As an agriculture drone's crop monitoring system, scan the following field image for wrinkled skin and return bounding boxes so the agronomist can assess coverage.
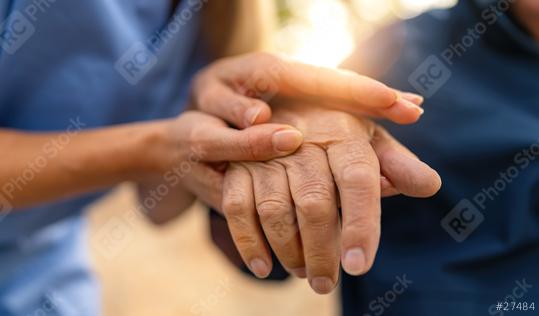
[221,101,441,294]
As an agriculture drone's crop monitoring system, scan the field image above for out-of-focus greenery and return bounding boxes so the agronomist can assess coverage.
[276,0,294,26]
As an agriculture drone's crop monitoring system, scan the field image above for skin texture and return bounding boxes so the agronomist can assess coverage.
[220,102,441,294]
[0,111,302,210]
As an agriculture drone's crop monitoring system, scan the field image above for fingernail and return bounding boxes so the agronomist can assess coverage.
[343,247,366,275]
[401,92,424,105]
[245,107,262,126]
[272,129,303,153]
[396,98,424,116]
[291,267,307,278]
[310,277,335,294]
[249,258,270,278]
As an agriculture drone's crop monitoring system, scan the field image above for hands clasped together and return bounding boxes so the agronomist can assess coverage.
[145,52,441,294]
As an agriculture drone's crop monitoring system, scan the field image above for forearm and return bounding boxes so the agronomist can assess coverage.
[0,121,166,209]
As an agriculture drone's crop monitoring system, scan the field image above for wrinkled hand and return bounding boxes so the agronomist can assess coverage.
[220,102,441,294]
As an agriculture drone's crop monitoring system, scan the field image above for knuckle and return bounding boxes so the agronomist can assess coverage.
[295,181,334,207]
[222,193,249,218]
[277,144,324,167]
[257,195,297,241]
[305,252,338,273]
[294,143,321,158]
[340,164,379,188]
[250,160,283,174]
[296,192,332,213]
[343,213,381,236]
[297,206,331,227]
[294,185,334,225]
[256,196,292,222]
[233,232,259,250]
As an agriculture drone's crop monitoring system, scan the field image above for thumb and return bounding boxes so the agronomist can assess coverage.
[193,80,273,129]
[371,126,441,197]
[197,122,303,162]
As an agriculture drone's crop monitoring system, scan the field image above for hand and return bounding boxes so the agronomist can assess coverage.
[137,110,304,222]
[219,102,441,294]
[191,52,425,128]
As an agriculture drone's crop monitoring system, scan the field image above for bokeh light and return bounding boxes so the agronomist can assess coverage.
[276,0,354,67]
[276,0,458,67]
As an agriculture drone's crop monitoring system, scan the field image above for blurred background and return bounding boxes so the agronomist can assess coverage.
[88,1,457,315]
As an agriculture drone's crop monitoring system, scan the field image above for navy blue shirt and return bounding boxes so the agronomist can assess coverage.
[341,1,539,315]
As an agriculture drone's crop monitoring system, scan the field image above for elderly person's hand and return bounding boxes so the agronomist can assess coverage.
[220,101,441,294]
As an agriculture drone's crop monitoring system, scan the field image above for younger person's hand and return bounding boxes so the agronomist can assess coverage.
[137,110,304,222]
[191,52,425,129]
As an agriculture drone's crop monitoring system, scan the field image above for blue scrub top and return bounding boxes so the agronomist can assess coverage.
[0,0,205,314]
[341,1,539,315]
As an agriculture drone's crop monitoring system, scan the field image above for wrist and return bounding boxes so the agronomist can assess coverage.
[131,119,180,176]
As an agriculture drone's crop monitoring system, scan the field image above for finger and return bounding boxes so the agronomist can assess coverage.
[216,53,424,124]
[193,113,304,161]
[194,80,272,128]
[399,91,424,105]
[222,163,273,278]
[371,96,424,124]
[371,126,442,197]
[283,145,340,294]
[182,162,224,211]
[314,94,423,125]
[246,161,306,278]
[380,175,400,197]
[326,136,381,276]
[209,209,246,269]
[243,54,399,109]
[276,59,425,122]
